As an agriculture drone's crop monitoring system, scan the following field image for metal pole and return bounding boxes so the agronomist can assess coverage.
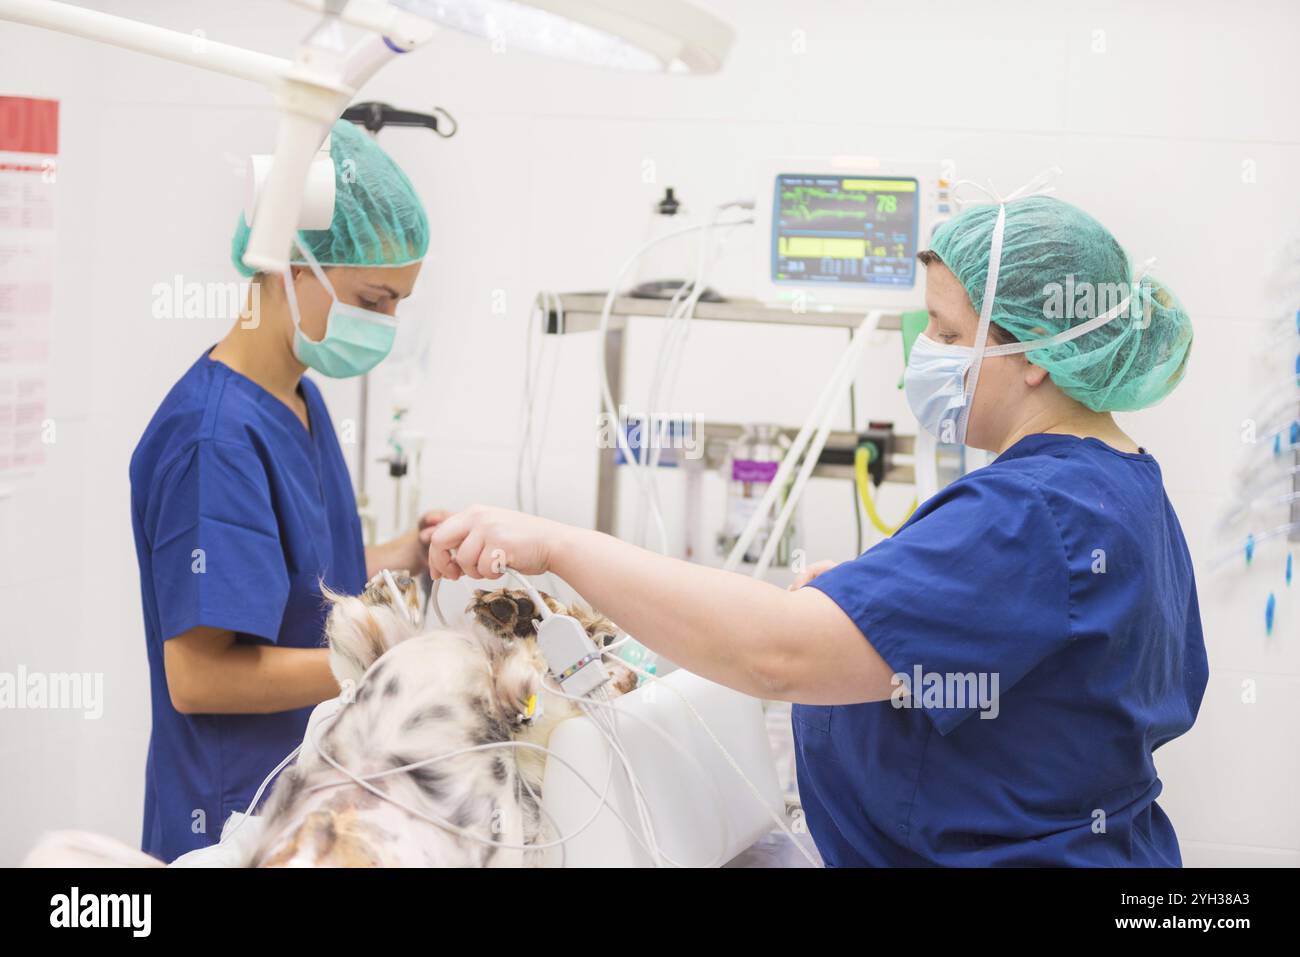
[595,327,625,534]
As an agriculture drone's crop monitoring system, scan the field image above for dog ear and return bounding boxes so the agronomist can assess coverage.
[320,582,418,687]
[565,601,621,647]
[361,571,424,627]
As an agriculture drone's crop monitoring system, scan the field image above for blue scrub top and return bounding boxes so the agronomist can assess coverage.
[795,434,1208,867]
[129,349,366,862]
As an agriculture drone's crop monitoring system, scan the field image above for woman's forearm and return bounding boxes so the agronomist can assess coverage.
[548,526,830,699]
[426,505,895,703]
[365,539,405,579]
[164,628,339,714]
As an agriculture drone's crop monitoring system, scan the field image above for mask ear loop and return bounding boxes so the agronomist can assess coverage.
[293,237,341,300]
[281,236,341,347]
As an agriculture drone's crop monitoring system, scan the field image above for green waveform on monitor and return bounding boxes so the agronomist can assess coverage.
[781,186,869,205]
[781,205,871,222]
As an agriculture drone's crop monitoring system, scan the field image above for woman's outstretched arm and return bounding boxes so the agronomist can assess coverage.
[427,505,895,705]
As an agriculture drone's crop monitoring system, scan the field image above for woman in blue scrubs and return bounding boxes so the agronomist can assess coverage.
[425,196,1208,867]
[129,120,439,862]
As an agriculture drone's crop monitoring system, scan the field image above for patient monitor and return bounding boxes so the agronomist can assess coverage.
[754,157,952,311]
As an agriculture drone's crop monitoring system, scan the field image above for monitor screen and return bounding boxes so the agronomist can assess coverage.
[771,173,920,288]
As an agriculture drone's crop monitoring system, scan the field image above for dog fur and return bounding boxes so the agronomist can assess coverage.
[23,572,633,868]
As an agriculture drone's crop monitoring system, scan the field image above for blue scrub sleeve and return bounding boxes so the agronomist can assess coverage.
[147,439,291,643]
[808,468,1071,734]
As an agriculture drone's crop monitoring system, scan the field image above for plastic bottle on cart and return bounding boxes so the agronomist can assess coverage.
[629,187,698,298]
[718,424,796,566]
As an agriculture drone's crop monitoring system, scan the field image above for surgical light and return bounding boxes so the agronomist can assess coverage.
[0,0,734,274]
[386,0,733,72]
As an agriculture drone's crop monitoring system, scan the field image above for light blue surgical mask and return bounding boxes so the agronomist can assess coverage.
[283,239,398,379]
[903,334,974,445]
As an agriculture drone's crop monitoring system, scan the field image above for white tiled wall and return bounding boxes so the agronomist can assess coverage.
[0,0,1296,866]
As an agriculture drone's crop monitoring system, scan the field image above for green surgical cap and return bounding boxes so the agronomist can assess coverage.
[232,118,429,276]
[928,195,1192,413]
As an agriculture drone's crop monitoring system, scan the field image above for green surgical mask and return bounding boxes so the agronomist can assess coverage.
[285,238,398,379]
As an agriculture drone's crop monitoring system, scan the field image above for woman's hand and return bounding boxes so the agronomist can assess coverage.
[416,509,451,548]
[789,559,840,590]
[368,509,450,578]
[426,505,569,580]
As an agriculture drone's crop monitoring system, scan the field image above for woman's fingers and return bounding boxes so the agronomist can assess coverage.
[417,509,451,545]
[427,509,473,580]
[477,543,506,579]
[789,559,840,590]
[448,528,484,579]
[426,504,551,580]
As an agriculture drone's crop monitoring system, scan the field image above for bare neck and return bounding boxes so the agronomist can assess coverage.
[208,293,308,419]
[999,405,1140,455]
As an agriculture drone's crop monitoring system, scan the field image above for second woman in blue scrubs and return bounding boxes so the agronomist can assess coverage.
[129,120,438,862]
[425,195,1209,867]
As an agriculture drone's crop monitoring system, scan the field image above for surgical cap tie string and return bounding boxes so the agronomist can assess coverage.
[948,168,1063,442]
[948,165,1063,211]
[941,168,1159,441]
[979,256,1159,357]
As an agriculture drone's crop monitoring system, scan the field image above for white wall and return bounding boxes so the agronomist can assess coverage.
[1,0,1297,866]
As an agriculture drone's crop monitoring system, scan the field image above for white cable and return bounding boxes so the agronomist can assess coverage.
[1205,521,1300,573]
[304,706,654,856]
[305,736,634,860]
[605,651,821,868]
[219,743,302,846]
[519,751,569,868]
[499,566,553,619]
[724,312,881,573]
[426,576,450,627]
[636,280,696,547]
[532,316,563,513]
[579,696,668,866]
[638,205,752,550]
[637,210,717,547]
[236,563,809,867]
[548,682,730,867]
[597,216,753,554]
[380,568,414,625]
[754,312,880,576]
[721,317,868,571]
[1234,463,1300,505]
[515,294,541,513]
[219,689,710,866]
[585,686,670,866]
[546,625,805,867]
[636,288,695,547]
[517,292,563,515]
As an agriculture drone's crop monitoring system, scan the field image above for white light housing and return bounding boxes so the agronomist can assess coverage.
[390,0,734,72]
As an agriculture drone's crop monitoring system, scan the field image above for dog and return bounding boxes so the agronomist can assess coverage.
[23,571,635,868]
[463,585,639,794]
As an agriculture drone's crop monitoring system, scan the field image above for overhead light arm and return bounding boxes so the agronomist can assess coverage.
[0,0,734,274]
